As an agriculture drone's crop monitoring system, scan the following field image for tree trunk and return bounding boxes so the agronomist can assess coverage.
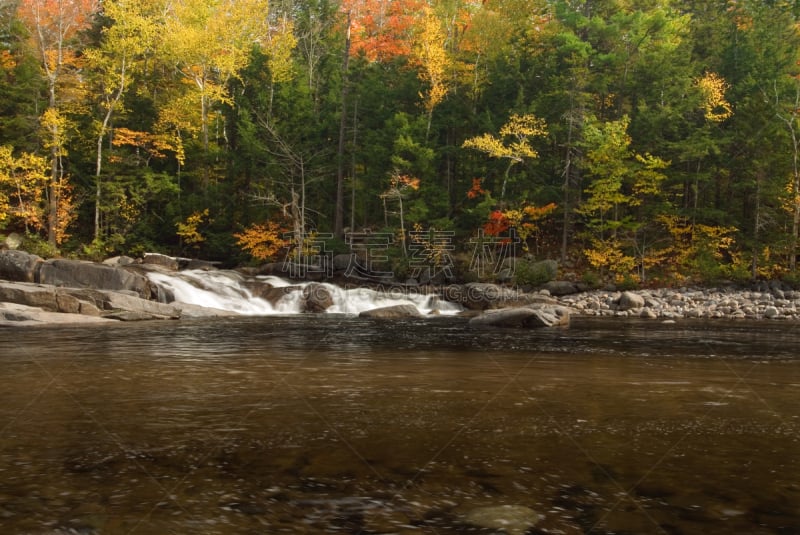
[47,84,58,248]
[790,118,800,272]
[350,99,358,233]
[334,12,351,239]
[95,90,122,241]
[752,172,761,279]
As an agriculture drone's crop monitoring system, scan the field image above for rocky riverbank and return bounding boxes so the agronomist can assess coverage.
[1,249,799,325]
[557,287,800,321]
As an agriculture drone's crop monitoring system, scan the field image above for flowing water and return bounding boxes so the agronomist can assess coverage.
[1,310,800,534]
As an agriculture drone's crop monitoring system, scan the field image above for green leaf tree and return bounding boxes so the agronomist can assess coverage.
[84,0,157,242]
[158,0,269,187]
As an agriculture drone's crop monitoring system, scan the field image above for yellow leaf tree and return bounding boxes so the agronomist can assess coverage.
[412,6,449,141]
[176,208,210,249]
[0,146,49,233]
[462,113,547,200]
[265,15,298,117]
[696,71,733,123]
[85,0,158,241]
[158,0,270,186]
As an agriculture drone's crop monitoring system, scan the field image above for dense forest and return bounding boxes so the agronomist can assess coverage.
[2,0,800,287]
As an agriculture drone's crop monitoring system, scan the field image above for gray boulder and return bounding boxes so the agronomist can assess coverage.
[102,255,137,266]
[38,259,150,298]
[468,304,571,328]
[302,283,334,312]
[0,281,59,311]
[448,283,523,310]
[142,252,179,271]
[617,291,645,310]
[359,304,423,319]
[0,249,43,283]
[542,280,579,296]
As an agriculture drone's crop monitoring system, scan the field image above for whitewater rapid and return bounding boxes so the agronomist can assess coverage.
[146,270,462,316]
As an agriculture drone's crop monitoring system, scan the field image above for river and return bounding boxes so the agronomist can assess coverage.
[1,316,799,534]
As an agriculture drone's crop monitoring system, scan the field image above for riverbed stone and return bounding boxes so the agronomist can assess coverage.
[640,307,658,319]
[463,504,542,535]
[617,291,645,310]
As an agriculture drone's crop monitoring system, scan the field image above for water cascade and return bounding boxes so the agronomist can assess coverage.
[146,269,463,316]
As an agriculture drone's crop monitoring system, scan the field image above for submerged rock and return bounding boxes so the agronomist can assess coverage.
[464,504,542,535]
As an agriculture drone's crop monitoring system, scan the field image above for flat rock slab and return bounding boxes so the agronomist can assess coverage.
[0,302,115,326]
[468,305,571,328]
[359,304,423,319]
[0,280,181,322]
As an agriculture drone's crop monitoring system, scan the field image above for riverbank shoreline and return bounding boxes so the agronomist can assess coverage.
[2,249,799,325]
[2,277,799,327]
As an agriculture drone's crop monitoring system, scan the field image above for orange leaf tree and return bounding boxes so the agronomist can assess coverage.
[17,0,100,247]
[234,221,290,261]
[341,0,423,62]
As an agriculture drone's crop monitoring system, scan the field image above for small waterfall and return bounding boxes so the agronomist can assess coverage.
[146,270,462,316]
[147,270,276,315]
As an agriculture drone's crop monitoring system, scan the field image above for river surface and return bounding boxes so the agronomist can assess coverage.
[1,316,799,534]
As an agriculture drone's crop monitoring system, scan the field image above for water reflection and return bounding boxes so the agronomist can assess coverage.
[1,317,799,534]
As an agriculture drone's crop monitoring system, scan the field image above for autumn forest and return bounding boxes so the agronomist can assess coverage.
[3,0,800,286]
